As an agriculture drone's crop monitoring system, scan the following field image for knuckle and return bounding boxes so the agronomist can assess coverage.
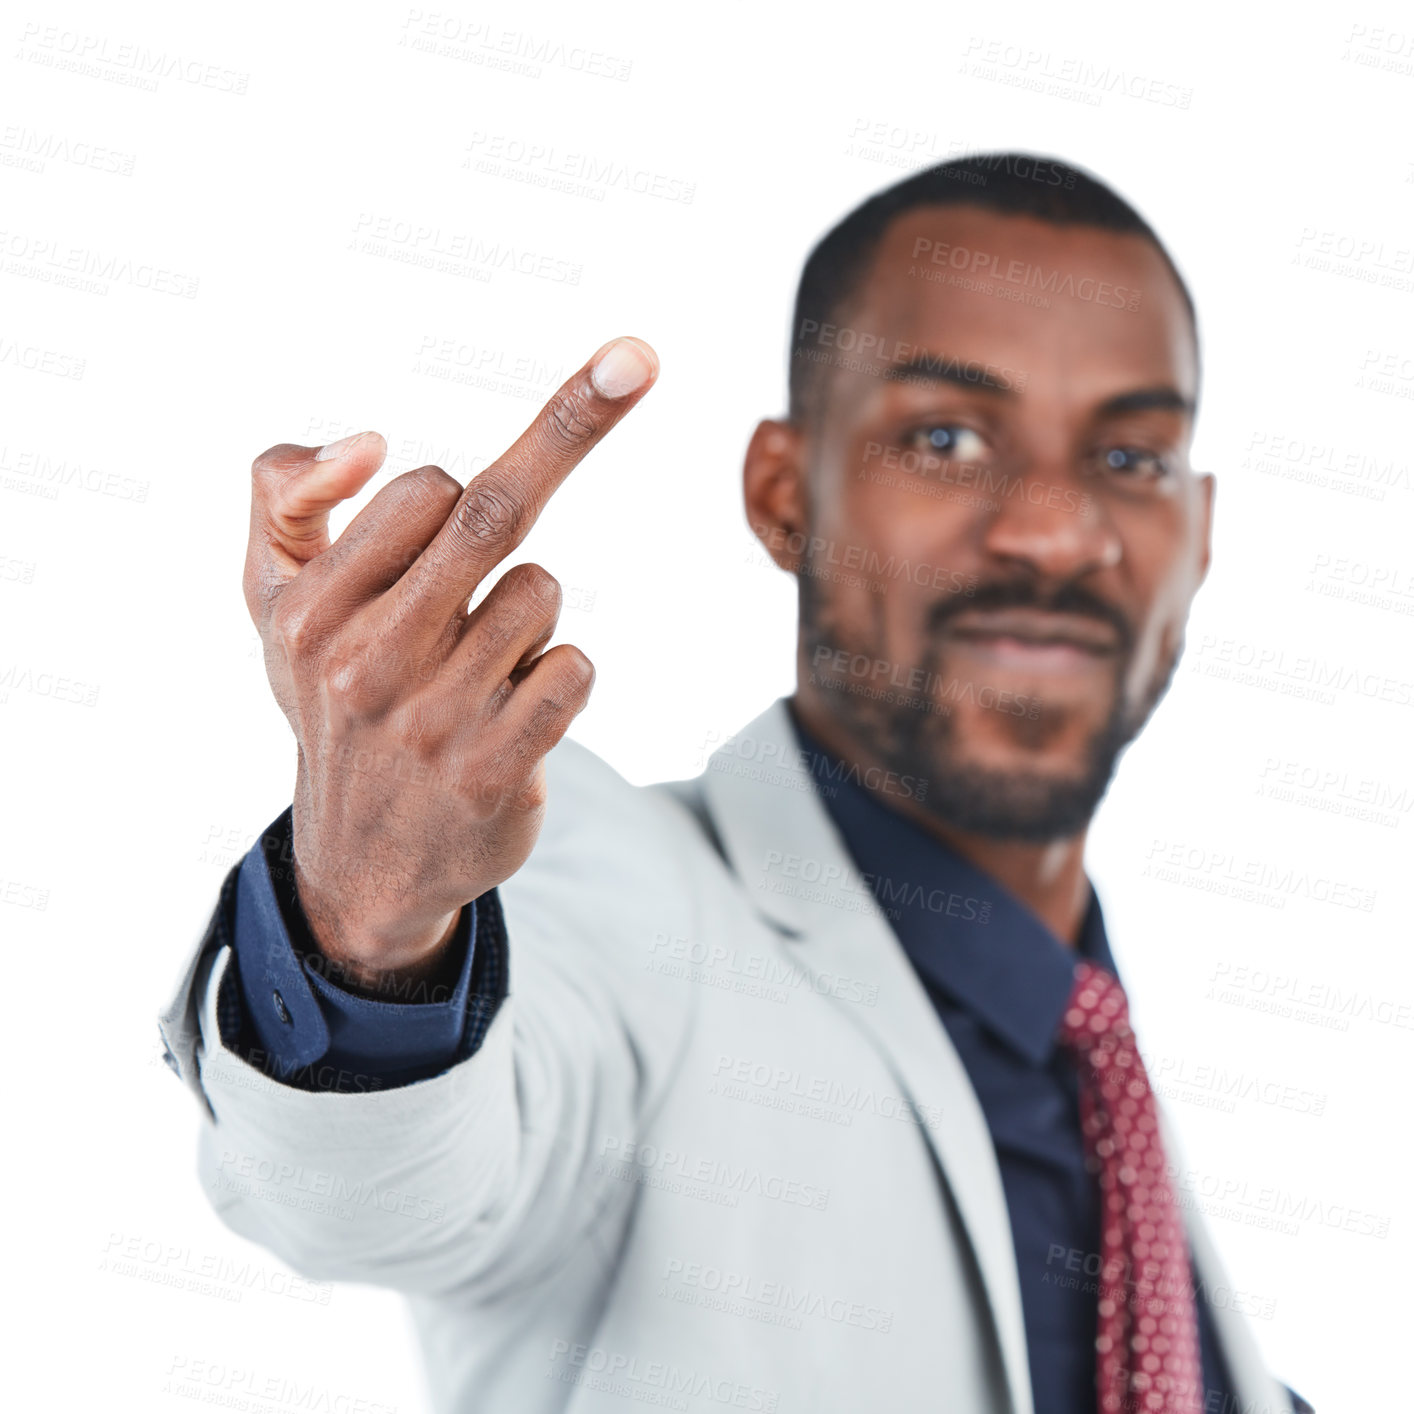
[534,655,593,716]
[554,645,596,695]
[385,692,443,751]
[399,463,462,510]
[543,388,598,447]
[270,595,318,656]
[504,562,562,613]
[514,769,549,814]
[250,443,303,484]
[321,652,378,713]
[450,757,505,819]
[452,477,524,547]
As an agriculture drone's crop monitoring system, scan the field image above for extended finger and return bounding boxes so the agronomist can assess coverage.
[384,337,657,643]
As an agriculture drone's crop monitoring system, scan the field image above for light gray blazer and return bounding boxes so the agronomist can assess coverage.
[160,697,1294,1414]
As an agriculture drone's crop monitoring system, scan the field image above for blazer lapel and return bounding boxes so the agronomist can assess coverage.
[699,697,1035,1414]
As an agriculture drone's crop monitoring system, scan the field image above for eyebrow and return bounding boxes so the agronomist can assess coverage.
[1096,387,1195,419]
[882,353,1195,419]
[882,353,1015,394]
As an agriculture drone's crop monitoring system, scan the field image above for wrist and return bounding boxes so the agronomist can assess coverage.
[297,902,465,999]
[291,856,464,990]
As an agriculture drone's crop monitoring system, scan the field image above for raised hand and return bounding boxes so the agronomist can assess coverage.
[241,337,659,987]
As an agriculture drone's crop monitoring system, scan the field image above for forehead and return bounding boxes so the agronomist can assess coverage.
[838,205,1197,405]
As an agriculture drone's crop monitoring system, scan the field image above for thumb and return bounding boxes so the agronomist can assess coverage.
[244,431,388,624]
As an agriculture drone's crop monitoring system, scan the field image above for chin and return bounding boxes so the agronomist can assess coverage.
[923,698,1109,762]
[895,704,1134,841]
[916,759,1118,842]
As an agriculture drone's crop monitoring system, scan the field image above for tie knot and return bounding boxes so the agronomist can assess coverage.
[1057,960,1132,1054]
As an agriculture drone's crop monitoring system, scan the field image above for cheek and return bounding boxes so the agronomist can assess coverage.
[816,500,979,662]
[806,556,936,682]
[1126,572,1191,695]
[1112,505,1204,673]
[819,449,973,563]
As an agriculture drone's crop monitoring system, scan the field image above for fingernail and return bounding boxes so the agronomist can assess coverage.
[315,430,376,462]
[590,337,657,398]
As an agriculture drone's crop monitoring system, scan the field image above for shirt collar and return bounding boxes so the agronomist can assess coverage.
[785,701,1118,1066]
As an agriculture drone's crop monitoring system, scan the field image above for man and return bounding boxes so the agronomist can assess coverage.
[160,152,1307,1414]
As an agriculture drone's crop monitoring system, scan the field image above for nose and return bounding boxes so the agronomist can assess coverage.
[978,463,1120,585]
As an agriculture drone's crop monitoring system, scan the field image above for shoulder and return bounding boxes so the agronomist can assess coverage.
[528,736,717,887]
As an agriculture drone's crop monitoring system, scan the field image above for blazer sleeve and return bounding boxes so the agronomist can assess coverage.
[157,737,702,1303]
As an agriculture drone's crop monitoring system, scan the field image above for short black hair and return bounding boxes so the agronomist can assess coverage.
[788,151,1198,425]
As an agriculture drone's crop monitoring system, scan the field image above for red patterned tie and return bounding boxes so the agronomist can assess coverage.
[1057,961,1203,1414]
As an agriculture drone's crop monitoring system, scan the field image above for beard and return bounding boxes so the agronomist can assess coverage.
[797,551,1180,842]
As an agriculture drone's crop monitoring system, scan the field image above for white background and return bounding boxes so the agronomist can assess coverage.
[3,0,1410,1409]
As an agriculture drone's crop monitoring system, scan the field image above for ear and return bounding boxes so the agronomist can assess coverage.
[743,418,809,574]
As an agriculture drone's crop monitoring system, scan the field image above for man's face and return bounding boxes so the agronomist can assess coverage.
[758,205,1211,841]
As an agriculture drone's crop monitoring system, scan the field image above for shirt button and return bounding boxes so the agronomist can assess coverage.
[272,990,292,1025]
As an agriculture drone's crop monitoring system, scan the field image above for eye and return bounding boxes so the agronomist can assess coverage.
[1096,446,1170,480]
[906,423,990,463]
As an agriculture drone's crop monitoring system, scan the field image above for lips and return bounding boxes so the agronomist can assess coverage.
[941,609,1119,675]
[945,608,1119,654]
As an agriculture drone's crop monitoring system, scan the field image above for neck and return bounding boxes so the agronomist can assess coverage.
[788,694,1094,947]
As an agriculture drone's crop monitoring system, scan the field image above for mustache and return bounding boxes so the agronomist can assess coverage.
[925,579,1133,654]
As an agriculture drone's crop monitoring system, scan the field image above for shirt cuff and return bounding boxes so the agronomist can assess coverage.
[220,807,506,1091]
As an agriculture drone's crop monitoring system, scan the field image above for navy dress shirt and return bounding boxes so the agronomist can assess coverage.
[216,722,1305,1413]
[218,807,506,1091]
[783,707,1237,1414]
